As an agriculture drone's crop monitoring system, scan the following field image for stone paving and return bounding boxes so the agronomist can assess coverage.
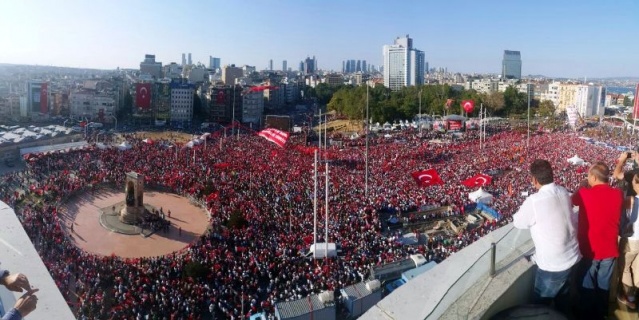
[59,188,209,258]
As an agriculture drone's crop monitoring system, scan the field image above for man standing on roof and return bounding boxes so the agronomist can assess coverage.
[513,159,580,315]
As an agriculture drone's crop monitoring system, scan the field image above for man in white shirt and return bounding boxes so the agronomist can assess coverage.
[513,159,581,315]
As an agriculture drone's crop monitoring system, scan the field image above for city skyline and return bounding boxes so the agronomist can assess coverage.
[1,0,638,78]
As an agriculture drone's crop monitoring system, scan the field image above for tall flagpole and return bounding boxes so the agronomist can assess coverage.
[527,84,531,153]
[313,149,318,249]
[325,162,329,258]
[365,85,369,198]
[318,109,322,156]
[480,103,483,150]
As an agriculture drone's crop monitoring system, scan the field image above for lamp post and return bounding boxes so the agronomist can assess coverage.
[111,115,118,132]
[365,85,369,198]
[527,84,531,154]
[418,89,423,136]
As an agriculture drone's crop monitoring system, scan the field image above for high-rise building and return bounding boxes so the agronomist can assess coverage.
[26,80,47,114]
[342,61,346,73]
[362,60,367,74]
[502,50,522,79]
[304,56,316,75]
[221,64,243,85]
[140,54,163,79]
[182,54,186,67]
[269,59,273,71]
[282,60,287,72]
[356,60,361,72]
[209,56,221,70]
[188,53,192,66]
[349,60,356,73]
[170,81,194,126]
[299,61,304,73]
[383,35,425,90]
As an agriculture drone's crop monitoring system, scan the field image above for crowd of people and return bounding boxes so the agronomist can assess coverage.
[0,122,629,319]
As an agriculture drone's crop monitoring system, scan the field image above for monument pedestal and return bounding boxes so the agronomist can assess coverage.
[119,205,144,224]
[119,172,146,225]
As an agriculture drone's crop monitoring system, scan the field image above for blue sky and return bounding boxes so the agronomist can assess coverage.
[0,0,637,78]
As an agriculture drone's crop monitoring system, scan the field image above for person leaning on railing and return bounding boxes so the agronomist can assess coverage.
[0,266,38,320]
[512,159,581,316]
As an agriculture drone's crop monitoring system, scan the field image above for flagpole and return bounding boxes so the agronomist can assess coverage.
[325,162,329,258]
[527,84,531,155]
[318,109,322,156]
[313,149,318,250]
[479,103,482,150]
[365,85,369,198]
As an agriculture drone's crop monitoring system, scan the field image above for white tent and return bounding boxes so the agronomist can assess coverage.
[96,143,108,150]
[399,233,421,246]
[469,187,494,204]
[567,155,585,165]
[117,141,132,151]
[185,141,195,148]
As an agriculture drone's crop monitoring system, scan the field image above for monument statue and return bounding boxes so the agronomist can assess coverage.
[120,172,146,224]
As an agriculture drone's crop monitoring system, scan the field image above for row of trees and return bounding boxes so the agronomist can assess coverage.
[317,84,556,124]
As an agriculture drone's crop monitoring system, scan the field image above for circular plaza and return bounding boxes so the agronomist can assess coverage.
[58,187,209,258]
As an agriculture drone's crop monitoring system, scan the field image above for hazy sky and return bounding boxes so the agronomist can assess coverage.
[1,0,637,78]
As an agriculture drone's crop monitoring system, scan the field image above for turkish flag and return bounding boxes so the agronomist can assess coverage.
[462,100,475,113]
[411,169,443,187]
[258,128,290,148]
[135,83,152,109]
[216,90,225,104]
[40,83,48,113]
[461,174,492,187]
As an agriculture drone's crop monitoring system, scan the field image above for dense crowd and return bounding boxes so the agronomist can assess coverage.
[0,123,629,319]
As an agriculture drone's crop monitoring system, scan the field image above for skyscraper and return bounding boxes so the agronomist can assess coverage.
[269,59,273,71]
[383,34,425,90]
[356,60,361,72]
[182,53,186,67]
[188,53,192,66]
[362,60,367,74]
[282,60,287,72]
[502,50,522,79]
[140,54,163,79]
[209,56,221,70]
[303,56,316,75]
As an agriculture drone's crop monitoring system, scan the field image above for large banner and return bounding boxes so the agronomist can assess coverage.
[135,83,152,109]
[40,82,48,114]
[447,120,462,131]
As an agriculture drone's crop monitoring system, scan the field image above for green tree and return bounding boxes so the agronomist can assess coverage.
[537,100,556,118]
[624,96,632,107]
[503,85,527,115]
[480,91,505,115]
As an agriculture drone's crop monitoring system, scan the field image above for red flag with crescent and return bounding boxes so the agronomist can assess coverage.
[462,100,474,113]
[411,169,443,187]
[461,174,492,187]
[40,82,48,113]
[135,83,151,109]
[216,90,225,104]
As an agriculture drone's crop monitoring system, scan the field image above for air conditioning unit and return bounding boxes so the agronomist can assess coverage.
[366,280,381,292]
[319,290,334,304]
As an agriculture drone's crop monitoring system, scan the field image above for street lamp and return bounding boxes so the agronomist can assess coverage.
[111,115,118,132]
[365,85,369,198]
[418,89,423,136]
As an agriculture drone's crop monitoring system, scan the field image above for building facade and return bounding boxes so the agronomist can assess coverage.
[222,65,243,85]
[242,90,264,125]
[502,50,522,80]
[303,56,316,75]
[69,91,116,121]
[209,85,243,124]
[383,35,425,91]
[170,82,194,126]
[209,57,221,70]
[140,54,163,79]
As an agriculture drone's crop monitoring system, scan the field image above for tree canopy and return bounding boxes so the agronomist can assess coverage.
[323,84,538,123]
